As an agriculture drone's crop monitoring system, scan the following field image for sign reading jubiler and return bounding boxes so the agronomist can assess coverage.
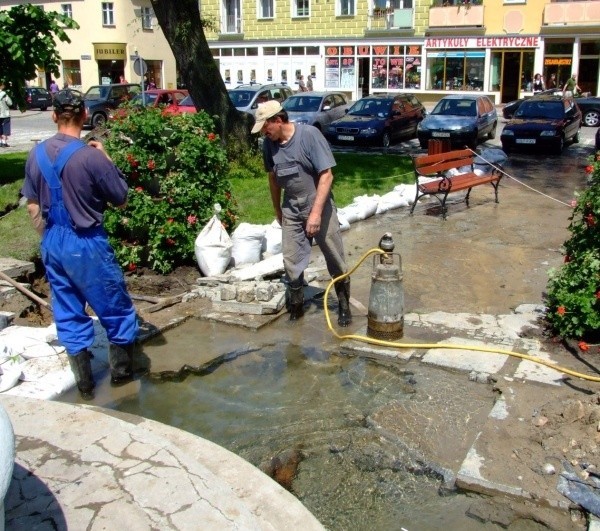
[93,43,127,61]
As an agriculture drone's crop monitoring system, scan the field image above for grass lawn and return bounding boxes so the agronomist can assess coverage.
[0,150,413,262]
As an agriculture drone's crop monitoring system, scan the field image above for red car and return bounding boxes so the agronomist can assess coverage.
[109,89,189,119]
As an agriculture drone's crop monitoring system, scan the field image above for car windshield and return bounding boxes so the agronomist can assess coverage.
[131,93,159,106]
[431,99,477,117]
[84,86,109,100]
[348,98,391,117]
[228,90,254,107]
[515,100,564,120]
[283,96,322,112]
[179,95,195,106]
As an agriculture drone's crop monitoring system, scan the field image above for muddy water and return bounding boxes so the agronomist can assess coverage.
[108,319,545,531]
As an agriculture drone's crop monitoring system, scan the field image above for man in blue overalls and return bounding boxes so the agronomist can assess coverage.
[21,90,139,399]
[253,100,352,325]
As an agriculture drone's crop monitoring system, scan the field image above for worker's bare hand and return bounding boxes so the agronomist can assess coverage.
[306,213,321,237]
[88,140,113,161]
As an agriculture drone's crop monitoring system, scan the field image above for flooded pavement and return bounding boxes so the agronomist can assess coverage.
[51,139,596,530]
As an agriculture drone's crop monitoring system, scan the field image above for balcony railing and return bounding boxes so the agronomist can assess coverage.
[428,4,484,28]
[367,7,413,30]
[543,0,600,26]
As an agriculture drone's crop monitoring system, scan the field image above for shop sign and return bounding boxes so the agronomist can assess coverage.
[425,36,540,49]
[544,58,572,66]
[93,43,127,60]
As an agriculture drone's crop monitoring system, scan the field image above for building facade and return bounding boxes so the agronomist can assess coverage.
[1,0,598,104]
[0,0,177,93]
[204,0,600,104]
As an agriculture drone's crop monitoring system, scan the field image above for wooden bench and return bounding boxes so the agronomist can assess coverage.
[410,148,503,219]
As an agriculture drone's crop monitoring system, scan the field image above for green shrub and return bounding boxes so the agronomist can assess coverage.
[103,108,238,274]
[545,154,600,343]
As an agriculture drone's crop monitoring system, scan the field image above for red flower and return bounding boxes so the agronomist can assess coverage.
[579,341,589,352]
[586,213,596,227]
[128,262,137,272]
[187,214,197,225]
[585,165,594,174]
[557,306,566,316]
[135,186,143,192]
[147,159,156,170]
[167,217,174,223]
[166,238,176,246]
[208,133,216,141]
[596,291,600,299]
[564,255,571,263]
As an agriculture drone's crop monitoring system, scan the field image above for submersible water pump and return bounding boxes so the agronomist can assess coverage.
[367,233,404,340]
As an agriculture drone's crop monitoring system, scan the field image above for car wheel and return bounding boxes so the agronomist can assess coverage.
[583,110,600,128]
[92,113,107,127]
[382,131,391,148]
[573,129,580,144]
[488,122,497,140]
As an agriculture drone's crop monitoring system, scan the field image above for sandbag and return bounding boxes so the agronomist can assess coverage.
[338,195,379,224]
[376,190,409,214]
[262,219,282,257]
[194,208,233,276]
[231,223,267,267]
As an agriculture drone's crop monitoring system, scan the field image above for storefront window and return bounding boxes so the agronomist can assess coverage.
[426,51,484,90]
[370,45,420,90]
[62,60,81,88]
[489,53,502,91]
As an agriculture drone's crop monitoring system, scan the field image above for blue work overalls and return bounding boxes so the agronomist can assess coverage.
[35,140,138,356]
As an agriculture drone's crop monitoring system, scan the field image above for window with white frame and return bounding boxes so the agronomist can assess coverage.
[141,6,153,29]
[338,0,355,16]
[102,2,115,26]
[61,4,73,19]
[293,0,309,17]
[258,0,274,18]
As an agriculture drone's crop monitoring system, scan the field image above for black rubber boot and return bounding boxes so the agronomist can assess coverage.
[109,343,134,386]
[287,284,305,321]
[334,279,352,327]
[68,350,95,400]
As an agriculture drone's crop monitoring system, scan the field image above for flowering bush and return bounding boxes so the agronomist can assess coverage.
[102,107,238,273]
[545,154,600,341]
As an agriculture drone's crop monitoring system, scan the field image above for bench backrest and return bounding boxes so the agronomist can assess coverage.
[413,149,474,178]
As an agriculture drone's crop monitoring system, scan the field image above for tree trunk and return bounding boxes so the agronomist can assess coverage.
[150,0,253,149]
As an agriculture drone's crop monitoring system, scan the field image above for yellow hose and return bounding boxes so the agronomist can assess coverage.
[324,248,600,383]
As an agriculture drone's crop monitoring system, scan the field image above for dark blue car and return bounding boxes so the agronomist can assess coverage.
[325,93,425,148]
[417,94,497,150]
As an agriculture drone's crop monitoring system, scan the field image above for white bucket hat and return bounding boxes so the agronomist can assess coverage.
[251,100,283,134]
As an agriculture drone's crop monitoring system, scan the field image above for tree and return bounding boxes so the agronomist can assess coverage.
[150,0,254,150]
[0,4,78,110]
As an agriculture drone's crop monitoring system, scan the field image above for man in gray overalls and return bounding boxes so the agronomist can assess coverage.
[252,100,351,325]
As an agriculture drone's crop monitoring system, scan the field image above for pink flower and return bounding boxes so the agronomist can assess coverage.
[167,217,174,223]
[166,238,176,246]
[570,200,577,208]
[187,214,197,225]
[147,160,156,170]
[135,186,143,192]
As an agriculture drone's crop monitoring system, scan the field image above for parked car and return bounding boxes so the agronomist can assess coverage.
[502,89,562,119]
[417,94,497,150]
[282,91,351,131]
[325,93,425,147]
[500,94,581,153]
[83,83,141,127]
[228,83,293,116]
[23,87,53,111]
[109,89,189,119]
[174,94,198,114]
[574,95,600,127]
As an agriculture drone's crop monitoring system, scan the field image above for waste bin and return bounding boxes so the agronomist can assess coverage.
[428,139,451,155]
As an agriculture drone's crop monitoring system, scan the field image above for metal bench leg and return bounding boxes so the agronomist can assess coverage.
[464,188,472,207]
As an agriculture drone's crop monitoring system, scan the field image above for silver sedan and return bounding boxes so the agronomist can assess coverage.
[282,91,351,132]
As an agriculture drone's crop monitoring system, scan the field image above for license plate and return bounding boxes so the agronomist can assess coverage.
[432,132,450,138]
[338,135,354,141]
[516,138,536,144]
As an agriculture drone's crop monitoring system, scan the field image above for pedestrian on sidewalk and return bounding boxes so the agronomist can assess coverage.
[252,100,352,326]
[0,82,13,148]
[21,89,139,399]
